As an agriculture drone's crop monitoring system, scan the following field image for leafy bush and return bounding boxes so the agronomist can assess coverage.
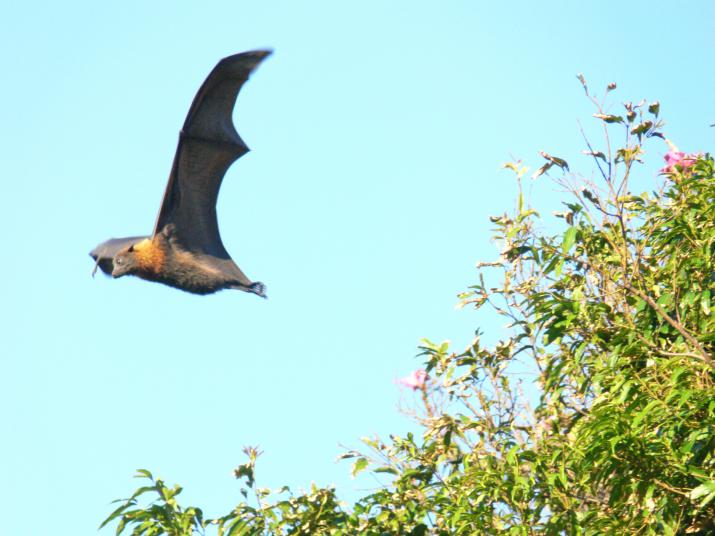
[102,81,715,535]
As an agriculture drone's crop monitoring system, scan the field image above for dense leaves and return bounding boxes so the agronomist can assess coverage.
[103,84,715,535]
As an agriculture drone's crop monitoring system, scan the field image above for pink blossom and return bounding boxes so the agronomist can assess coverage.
[397,369,428,390]
[661,150,698,174]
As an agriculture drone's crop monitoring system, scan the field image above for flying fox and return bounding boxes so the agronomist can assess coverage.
[90,50,271,297]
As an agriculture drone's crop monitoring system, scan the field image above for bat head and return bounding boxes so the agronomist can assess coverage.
[112,245,139,278]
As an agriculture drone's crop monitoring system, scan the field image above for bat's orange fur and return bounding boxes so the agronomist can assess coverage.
[132,238,166,275]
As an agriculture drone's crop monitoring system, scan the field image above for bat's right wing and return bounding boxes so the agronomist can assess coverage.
[89,236,148,276]
[152,50,272,259]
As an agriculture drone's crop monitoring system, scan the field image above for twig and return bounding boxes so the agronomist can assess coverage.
[625,284,713,367]
[578,120,609,183]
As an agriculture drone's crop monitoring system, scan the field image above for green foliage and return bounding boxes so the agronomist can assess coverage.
[99,469,205,535]
[103,82,715,534]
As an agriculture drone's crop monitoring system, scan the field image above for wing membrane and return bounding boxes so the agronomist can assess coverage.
[152,50,272,257]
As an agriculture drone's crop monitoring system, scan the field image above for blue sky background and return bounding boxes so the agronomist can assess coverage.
[2,1,714,534]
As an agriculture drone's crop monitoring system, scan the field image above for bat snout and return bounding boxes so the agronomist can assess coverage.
[111,258,130,279]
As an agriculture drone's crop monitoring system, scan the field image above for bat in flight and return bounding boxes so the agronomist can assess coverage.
[90,50,271,297]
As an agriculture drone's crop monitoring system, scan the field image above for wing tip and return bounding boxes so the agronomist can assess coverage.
[218,49,273,73]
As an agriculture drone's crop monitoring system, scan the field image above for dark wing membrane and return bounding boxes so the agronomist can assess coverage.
[152,50,272,257]
[89,236,148,275]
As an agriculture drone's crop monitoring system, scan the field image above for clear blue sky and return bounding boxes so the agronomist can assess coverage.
[2,1,714,534]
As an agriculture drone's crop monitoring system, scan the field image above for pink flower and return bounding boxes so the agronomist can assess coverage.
[661,150,698,174]
[397,369,428,390]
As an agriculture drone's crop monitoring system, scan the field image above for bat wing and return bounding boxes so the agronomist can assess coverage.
[89,236,149,276]
[152,50,272,262]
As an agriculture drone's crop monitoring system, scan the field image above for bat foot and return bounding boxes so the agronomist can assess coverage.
[248,281,267,299]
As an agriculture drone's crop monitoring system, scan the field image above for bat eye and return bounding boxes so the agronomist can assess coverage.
[116,257,123,266]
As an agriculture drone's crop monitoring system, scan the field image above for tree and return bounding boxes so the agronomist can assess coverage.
[102,81,715,535]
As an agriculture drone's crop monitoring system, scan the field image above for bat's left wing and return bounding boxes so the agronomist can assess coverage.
[152,50,272,260]
[90,236,149,276]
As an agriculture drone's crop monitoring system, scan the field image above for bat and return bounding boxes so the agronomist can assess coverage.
[89,50,271,297]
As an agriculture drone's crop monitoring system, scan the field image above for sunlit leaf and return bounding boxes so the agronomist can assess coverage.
[593,113,623,123]
[562,227,578,254]
[351,458,369,478]
[701,290,711,315]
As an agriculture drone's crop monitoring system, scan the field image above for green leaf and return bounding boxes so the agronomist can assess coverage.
[374,466,398,475]
[226,518,248,536]
[539,151,569,171]
[701,289,711,315]
[532,162,553,179]
[656,293,673,308]
[134,469,153,480]
[99,503,132,530]
[129,486,157,502]
[593,113,623,123]
[409,524,428,536]
[689,481,715,502]
[562,227,578,254]
[351,457,369,478]
[631,121,653,136]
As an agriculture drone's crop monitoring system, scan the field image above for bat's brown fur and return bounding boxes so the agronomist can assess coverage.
[113,229,252,295]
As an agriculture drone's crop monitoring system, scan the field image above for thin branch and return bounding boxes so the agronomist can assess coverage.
[578,120,609,183]
[625,284,713,367]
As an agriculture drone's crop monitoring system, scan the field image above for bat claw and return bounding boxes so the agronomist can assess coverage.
[249,281,267,298]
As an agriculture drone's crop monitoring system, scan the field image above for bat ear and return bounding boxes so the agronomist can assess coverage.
[128,245,135,252]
